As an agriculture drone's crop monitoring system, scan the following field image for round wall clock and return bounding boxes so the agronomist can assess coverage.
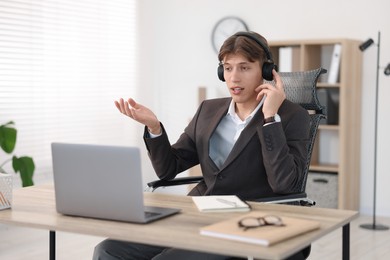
[211,16,249,54]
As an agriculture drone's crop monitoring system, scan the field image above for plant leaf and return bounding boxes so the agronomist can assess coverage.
[12,156,35,187]
[0,122,17,153]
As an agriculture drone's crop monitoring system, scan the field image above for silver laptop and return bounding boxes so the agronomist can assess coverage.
[51,142,180,223]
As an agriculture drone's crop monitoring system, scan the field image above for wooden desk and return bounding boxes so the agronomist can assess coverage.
[0,184,358,260]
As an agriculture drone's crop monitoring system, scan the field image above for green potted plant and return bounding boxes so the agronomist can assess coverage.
[0,121,35,187]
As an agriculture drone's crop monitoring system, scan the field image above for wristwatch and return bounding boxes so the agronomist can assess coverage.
[264,114,281,124]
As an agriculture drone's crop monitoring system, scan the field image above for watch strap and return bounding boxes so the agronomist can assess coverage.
[264,116,276,124]
[264,113,281,125]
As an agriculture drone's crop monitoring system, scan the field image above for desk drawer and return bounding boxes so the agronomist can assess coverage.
[306,172,338,208]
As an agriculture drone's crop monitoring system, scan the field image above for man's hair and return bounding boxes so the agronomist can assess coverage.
[218,32,269,66]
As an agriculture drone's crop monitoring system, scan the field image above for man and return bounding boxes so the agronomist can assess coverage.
[93,31,310,260]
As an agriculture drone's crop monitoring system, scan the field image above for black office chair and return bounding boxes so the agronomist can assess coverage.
[148,67,326,208]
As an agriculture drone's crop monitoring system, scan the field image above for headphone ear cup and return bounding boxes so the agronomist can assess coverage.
[217,64,225,82]
[262,62,275,81]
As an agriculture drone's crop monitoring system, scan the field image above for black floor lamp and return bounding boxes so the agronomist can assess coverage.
[359,31,390,231]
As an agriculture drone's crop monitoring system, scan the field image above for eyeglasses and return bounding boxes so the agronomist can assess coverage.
[238,215,285,231]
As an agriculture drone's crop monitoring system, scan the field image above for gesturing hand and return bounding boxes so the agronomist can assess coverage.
[114,98,161,134]
[255,70,286,118]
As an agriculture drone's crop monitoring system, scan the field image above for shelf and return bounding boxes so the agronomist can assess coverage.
[309,164,339,173]
[317,82,340,88]
[319,125,339,131]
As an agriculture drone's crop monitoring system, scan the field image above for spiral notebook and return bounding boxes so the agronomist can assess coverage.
[192,195,251,212]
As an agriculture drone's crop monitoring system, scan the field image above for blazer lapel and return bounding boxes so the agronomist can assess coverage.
[204,99,230,170]
[220,109,264,170]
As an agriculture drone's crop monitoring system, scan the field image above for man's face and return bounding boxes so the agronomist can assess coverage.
[222,53,263,106]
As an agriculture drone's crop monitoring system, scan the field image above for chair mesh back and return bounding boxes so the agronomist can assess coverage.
[267,68,327,193]
[300,114,323,192]
[269,68,326,113]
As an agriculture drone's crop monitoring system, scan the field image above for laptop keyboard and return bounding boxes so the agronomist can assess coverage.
[145,211,161,218]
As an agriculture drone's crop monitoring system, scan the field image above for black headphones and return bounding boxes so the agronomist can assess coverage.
[217,31,277,82]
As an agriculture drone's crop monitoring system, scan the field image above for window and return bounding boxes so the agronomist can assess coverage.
[0,0,138,185]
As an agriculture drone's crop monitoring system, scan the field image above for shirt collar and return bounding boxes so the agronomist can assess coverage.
[227,96,265,123]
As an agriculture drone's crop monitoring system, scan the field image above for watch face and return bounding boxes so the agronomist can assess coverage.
[211,16,248,54]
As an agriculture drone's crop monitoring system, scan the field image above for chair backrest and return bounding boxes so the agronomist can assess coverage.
[267,68,327,193]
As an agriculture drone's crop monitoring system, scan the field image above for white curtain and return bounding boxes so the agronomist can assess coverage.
[0,0,138,186]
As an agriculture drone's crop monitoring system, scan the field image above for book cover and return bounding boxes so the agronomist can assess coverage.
[279,47,293,72]
[200,211,320,246]
[327,44,342,84]
[278,46,300,72]
[192,195,250,212]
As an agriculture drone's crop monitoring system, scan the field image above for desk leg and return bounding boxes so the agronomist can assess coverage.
[50,230,56,260]
[342,223,350,260]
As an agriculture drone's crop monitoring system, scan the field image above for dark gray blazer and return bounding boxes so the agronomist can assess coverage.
[144,97,310,200]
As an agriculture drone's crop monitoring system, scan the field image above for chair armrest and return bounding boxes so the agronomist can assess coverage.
[249,193,316,207]
[147,176,204,191]
[147,178,315,207]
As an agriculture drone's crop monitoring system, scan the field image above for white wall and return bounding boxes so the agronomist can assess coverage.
[137,0,390,216]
